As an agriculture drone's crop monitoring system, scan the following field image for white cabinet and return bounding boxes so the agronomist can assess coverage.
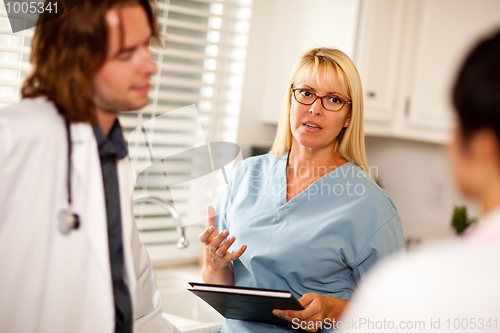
[355,0,500,144]
[354,0,407,136]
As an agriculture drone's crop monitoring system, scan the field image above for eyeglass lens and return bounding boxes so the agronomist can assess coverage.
[293,89,346,111]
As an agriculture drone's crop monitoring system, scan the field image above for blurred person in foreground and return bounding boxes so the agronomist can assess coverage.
[341,30,500,332]
[0,1,179,332]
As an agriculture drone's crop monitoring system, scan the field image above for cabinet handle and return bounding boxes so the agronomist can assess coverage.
[405,98,411,117]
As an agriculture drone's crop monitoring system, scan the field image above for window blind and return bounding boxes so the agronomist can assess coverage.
[0,0,253,265]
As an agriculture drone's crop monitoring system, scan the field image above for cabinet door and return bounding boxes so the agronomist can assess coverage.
[354,0,407,135]
[397,0,500,143]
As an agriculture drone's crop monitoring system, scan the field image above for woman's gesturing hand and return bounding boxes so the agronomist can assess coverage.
[199,205,247,272]
[272,293,349,332]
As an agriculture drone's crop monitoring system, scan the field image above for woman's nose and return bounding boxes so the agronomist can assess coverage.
[309,99,323,115]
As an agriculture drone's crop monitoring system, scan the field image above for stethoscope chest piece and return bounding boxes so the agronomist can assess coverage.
[58,210,80,235]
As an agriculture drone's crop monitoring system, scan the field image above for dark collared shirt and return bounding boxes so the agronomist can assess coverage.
[93,120,132,333]
[93,120,129,160]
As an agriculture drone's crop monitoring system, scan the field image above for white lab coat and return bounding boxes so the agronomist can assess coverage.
[0,97,179,333]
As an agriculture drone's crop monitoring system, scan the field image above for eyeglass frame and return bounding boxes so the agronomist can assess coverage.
[290,86,352,112]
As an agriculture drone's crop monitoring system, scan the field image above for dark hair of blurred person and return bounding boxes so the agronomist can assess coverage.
[451,30,500,209]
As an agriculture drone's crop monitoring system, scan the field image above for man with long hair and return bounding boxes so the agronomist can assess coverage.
[0,1,179,332]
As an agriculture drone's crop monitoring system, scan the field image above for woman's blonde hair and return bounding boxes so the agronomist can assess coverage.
[269,47,371,177]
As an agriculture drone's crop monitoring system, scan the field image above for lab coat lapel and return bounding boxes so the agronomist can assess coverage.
[70,123,112,281]
[70,123,138,308]
[117,158,137,306]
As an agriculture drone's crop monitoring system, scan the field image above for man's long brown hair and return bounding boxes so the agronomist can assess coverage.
[21,0,160,122]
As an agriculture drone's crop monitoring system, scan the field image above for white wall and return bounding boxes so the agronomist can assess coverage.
[236,0,277,158]
[365,136,480,243]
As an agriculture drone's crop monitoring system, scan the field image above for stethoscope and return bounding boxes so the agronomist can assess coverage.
[57,118,80,235]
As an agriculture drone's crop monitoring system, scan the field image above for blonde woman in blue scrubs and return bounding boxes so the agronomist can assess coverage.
[199,48,405,333]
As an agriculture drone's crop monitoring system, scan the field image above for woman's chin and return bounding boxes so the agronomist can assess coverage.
[294,138,330,151]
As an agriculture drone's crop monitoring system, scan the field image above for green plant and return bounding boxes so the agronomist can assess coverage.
[451,205,477,235]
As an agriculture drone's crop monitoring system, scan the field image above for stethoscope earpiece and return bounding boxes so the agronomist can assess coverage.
[58,210,80,235]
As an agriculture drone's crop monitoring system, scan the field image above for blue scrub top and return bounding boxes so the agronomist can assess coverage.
[215,152,405,333]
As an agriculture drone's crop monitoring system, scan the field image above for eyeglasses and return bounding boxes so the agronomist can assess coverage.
[291,87,352,112]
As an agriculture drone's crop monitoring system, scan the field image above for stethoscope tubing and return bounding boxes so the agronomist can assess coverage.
[57,106,80,234]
